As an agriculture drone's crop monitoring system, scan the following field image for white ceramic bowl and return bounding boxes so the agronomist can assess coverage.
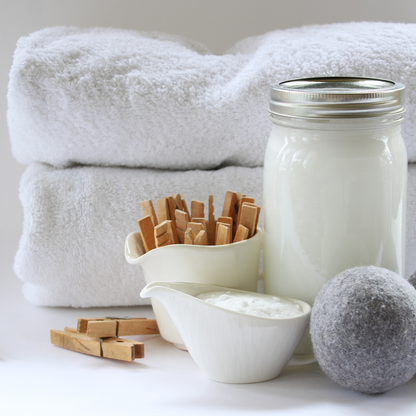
[125,229,263,349]
[141,281,312,384]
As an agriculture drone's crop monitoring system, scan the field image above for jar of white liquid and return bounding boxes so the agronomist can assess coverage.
[263,77,407,355]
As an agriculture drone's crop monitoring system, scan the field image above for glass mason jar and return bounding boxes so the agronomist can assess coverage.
[263,77,407,355]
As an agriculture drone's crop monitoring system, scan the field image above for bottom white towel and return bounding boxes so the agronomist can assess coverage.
[15,163,416,307]
[15,164,263,307]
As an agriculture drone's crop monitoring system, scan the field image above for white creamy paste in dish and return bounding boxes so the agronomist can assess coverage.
[196,291,303,318]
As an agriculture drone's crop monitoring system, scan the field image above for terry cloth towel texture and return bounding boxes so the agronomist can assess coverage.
[8,22,416,170]
[15,164,263,307]
[15,163,416,307]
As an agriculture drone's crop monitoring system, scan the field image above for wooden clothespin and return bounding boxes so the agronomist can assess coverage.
[156,197,171,224]
[194,230,207,245]
[215,224,230,245]
[187,222,204,237]
[238,203,258,238]
[171,194,184,211]
[208,195,216,245]
[50,317,159,362]
[167,196,176,222]
[184,227,196,244]
[160,219,179,245]
[154,220,177,248]
[216,216,233,244]
[182,199,190,219]
[222,191,238,220]
[77,317,159,337]
[191,200,205,219]
[175,209,189,244]
[235,197,255,232]
[137,216,156,252]
[190,217,207,235]
[255,205,261,230]
[233,224,249,242]
[155,223,172,248]
[140,200,158,226]
[50,329,145,361]
[233,193,245,236]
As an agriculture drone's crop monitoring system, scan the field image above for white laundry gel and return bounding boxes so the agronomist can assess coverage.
[196,291,303,319]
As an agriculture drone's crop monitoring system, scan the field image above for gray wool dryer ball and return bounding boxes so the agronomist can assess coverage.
[310,265,416,394]
[408,271,416,290]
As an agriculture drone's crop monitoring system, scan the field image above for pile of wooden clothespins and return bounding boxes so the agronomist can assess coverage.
[137,191,261,251]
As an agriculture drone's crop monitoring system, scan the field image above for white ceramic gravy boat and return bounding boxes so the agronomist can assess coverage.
[141,281,314,384]
[125,229,263,349]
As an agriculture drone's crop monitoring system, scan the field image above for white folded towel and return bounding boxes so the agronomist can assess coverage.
[8,23,416,169]
[15,164,263,307]
[15,163,416,307]
[407,164,416,276]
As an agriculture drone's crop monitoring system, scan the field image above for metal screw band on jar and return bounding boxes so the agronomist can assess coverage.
[269,77,405,119]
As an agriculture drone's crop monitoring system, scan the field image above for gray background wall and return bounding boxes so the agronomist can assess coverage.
[2,0,416,255]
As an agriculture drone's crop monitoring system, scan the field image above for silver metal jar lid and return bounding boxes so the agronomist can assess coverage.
[269,77,405,119]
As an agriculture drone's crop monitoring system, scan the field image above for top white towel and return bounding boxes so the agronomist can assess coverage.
[8,22,416,169]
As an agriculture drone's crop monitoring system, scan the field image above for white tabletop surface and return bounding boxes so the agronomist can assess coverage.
[2,234,416,416]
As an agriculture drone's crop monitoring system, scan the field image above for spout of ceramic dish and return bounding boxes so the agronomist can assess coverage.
[140,281,174,302]
[140,282,193,336]
[125,231,146,264]
[140,281,223,332]
[140,281,200,309]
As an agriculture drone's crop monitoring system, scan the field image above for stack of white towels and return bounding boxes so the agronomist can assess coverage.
[8,22,416,307]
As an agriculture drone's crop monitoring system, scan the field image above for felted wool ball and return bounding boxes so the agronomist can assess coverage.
[310,265,416,394]
[408,271,416,290]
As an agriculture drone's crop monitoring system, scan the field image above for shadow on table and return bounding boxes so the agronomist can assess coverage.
[161,361,416,413]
